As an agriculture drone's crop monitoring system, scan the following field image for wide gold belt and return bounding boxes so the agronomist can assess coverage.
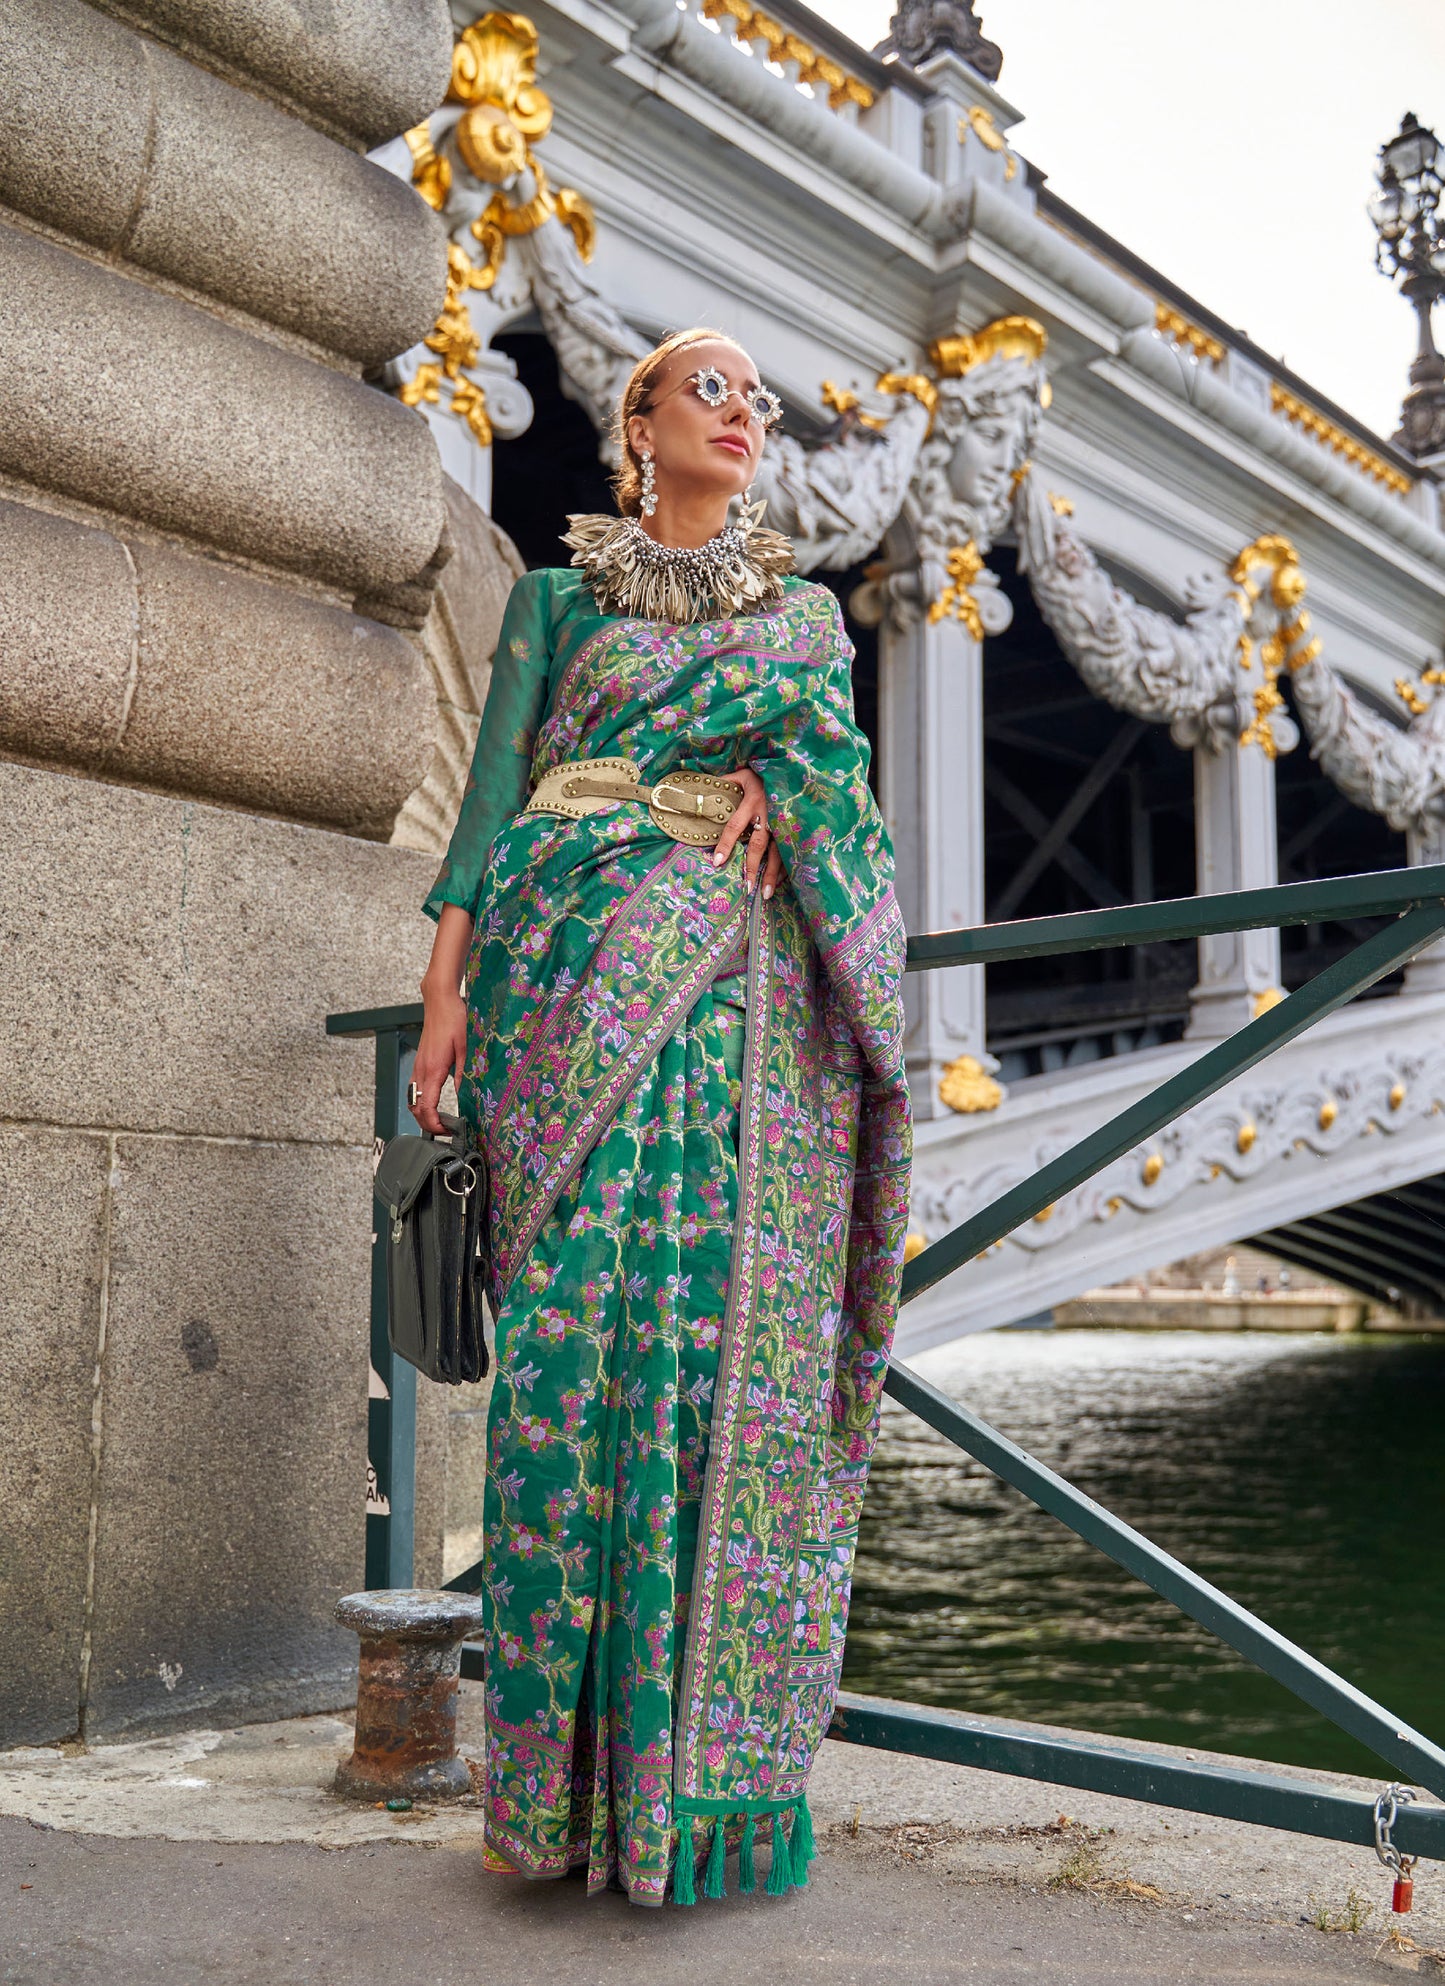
[525,757,744,847]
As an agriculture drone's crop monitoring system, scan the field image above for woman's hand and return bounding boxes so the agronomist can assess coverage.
[412,903,473,1135]
[714,765,784,899]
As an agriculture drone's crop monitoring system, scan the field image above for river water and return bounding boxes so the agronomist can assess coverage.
[844,1329,1445,1778]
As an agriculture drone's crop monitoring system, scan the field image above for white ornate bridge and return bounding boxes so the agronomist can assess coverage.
[379,0,1445,1346]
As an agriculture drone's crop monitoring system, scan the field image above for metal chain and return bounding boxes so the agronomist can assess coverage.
[1373,1783,1419,1877]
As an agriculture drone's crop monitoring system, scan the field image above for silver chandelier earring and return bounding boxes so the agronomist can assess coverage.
[639,451,658,518]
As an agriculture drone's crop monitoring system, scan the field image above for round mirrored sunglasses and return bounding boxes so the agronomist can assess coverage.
[650,363,783,430]
[690,365,783,429]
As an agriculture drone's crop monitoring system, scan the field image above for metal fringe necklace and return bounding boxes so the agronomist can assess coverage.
[562,495,795,624]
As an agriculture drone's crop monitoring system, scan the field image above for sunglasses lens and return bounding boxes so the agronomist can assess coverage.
[693,367,730,408]
[751,391,782,428]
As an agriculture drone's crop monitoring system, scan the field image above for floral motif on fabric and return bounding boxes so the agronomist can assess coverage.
[434,569,913,1897]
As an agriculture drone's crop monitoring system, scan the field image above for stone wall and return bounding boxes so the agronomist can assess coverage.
[0,0,457,1743]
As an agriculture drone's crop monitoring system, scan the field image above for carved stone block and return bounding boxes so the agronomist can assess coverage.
[0,223,445,597]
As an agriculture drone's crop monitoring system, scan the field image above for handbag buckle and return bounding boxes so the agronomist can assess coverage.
[441,1159,477,1198]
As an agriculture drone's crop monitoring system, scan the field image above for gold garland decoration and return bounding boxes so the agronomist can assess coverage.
[819,379,888,432]
[927,542,986,636]
[1270,384,1412,496]
[1154,300,1225,366]
[700,0,875,110]
[1229,534,1320,757]
[399,244,494,444]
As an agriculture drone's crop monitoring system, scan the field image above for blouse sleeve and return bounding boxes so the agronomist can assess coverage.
[422,567,554,923]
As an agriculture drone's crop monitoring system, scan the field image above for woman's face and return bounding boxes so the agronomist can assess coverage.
[627,340,766,506]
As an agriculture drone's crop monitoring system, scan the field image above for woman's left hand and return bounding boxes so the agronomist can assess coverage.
[714,765,784,898]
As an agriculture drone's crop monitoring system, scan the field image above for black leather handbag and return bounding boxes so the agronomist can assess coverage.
[372,1124,490,1385]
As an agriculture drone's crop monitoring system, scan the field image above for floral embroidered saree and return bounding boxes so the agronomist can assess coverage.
[425,565,911,1905]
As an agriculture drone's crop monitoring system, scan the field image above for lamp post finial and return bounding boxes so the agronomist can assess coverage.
[876,1,1003,83]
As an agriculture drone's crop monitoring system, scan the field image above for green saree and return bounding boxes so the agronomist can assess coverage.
[425,563,911,1904]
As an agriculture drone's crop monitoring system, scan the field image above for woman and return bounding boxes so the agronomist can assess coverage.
[411,327,912,1906]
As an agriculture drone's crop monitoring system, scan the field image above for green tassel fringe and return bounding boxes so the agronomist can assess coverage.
[789,1794,815,1887]
[673,1823,696,1907]
[703,1817,727,1900]
[739,1814,757,1894]
[673,1797,811,1903]
[765,1810,793,1896]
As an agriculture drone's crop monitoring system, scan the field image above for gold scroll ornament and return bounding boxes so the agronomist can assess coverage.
[957,105,1017,181]
[448,11,595,283]
[399,13,597,447]
[938,1054,1003,1114]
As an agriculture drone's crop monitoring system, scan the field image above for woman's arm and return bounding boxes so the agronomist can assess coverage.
[421,567,553,925]
[412,569,554,1133]
[412,905,472,1134]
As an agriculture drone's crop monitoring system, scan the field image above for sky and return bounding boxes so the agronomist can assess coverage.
[825,0,1445,445]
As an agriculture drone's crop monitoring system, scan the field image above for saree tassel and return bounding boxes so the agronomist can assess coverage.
[765,1812,794,1896]
[673,1823,697,1907]
[738,1815,757,1894]
[790,1794,816,1886]
[703,1816,728,1900]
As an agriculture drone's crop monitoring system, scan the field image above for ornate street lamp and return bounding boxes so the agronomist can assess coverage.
[1369,111,1445,460]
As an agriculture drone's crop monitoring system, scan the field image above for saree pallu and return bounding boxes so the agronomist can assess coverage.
[449,575,911,1903]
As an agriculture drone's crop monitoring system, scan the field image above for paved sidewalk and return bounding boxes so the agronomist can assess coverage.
[1,1696,1441,1983]
[0,1817,1422,1986]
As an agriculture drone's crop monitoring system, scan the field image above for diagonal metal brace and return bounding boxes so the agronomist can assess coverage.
[882,1357,1445,1798]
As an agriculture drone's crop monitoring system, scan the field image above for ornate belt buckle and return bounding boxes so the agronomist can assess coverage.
[526,756,641,821]
[648,769,744,845]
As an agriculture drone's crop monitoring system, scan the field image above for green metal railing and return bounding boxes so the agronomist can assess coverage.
[327,861,1445,1862]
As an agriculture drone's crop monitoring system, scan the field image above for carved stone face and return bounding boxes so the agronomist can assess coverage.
[933,357,1044,540]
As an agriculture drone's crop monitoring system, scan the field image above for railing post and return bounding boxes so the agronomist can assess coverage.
[364,1022,421,1590]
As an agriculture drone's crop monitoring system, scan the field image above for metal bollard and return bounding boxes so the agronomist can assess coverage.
[332,1589,487,1803]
